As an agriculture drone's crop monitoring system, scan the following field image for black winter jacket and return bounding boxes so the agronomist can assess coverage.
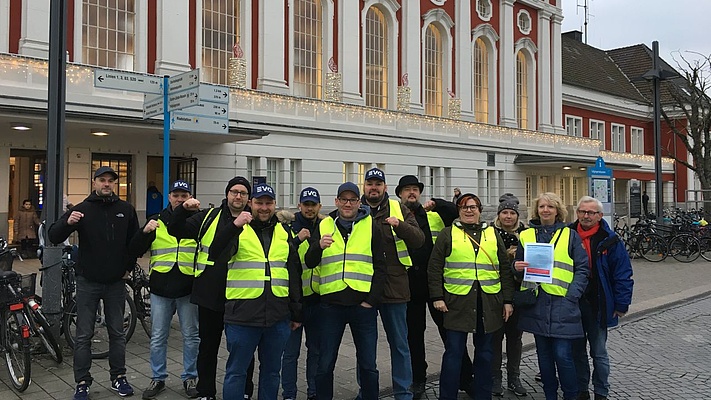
[48,192,139,284]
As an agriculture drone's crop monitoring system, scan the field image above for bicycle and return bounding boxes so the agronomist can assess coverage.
[0,270,33,392]
[127,263,151,338]
[19,273,63,364]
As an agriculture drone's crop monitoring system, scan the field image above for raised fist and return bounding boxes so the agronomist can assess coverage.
[320,233,334,249]
[182,198,201,211]
[234,211,253,228]
[143,219,159,234]
[67,211,84,225]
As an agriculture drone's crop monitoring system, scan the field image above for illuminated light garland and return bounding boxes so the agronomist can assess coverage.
[397,86,411,112]
[448,98,461,120]
[600,150,675,169]
[228,57,247,88]
[325,72,342,102]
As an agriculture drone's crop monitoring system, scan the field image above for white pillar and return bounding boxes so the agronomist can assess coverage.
[455,0,473,120]
[257,0,288,93]
[0,0,9,53]
[401,1,423,113]
[537,10,553,133]
[19,0,50,57]
[499,0,517,128]
[339,0,362,105]
[551,14,564,134]
[133,154,148,222]
[155,0,191,75]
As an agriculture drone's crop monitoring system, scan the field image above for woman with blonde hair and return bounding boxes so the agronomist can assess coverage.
[513,192,588,400]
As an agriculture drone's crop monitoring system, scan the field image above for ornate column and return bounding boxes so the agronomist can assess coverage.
[257,0,288,93]
[551,13,564,134]
[498,0,517,128]
[401,0,423,113]
[155,0,191,75]
[537,10,553,133]
[455,0,473,119]
[18,1,50,57]
[339,0,361,104]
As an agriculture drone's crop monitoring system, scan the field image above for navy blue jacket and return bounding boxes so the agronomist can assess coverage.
[569,218,634,328]
[514,220,589,339]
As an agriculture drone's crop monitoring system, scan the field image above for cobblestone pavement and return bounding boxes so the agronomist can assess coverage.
[0,257,710,399]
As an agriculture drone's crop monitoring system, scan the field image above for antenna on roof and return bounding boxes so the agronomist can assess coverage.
[576,0,591,44]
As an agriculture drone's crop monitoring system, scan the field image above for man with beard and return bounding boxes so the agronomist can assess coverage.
[49,166,139,400]
[362,168,425,400]
[169,176,256,400]
[394,175,458,399]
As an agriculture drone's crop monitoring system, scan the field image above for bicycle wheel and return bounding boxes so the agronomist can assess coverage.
[669,235,701,263]
[3,309,31,392]
[64,293,136,359]
[30,307,63,364]
[134,280,152,338]
[637,233,668,262]
[699,237,711,262]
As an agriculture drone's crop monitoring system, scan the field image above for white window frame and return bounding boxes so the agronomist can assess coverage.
[590,119,605,150]
[471,24,499,124]
[611,123,626,153]
[565,115,582,137]
[514,38,537,130]
[361,1,399,110]
[517,9,532,35]
[631,127,644,155]
[288,0,335,99]
[476,0,492,21]
[421,9,454,117]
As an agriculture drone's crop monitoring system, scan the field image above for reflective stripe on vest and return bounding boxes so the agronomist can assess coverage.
[443,225,501,295]
[519,227,574,297]
[149,222,197,276]
[318,216,374,295]
[298,239,320,296]
[225,223,291,300]
[195,209,222,277]
[427,211,445,244]
[389,199,412,267]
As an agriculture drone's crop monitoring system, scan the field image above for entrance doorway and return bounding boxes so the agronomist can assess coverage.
[145,157,197,216]
[8,150,46,242]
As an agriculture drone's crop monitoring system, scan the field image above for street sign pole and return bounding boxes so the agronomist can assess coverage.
[163,75,170,208]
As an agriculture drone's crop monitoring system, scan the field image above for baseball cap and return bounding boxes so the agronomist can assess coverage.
[170,180,191,193]
[252,183,276,199]
[94,166,118,180]
[337,182,360,198]
[299,187,320,204]
[364,167,386,182]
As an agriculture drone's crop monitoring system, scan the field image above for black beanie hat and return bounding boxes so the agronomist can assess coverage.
[225,176,251,197]
[497,193,520,215]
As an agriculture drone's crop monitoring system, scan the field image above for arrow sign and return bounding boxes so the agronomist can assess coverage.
[175,100,228,118]
[169,69,200,94]
[171,114,229,134]
[198,83,230,104]
[94,68,163,94]
[143,94,164,119]
[168,87,200,112]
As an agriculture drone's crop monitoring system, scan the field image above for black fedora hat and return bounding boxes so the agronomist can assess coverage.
[395,175,425,198]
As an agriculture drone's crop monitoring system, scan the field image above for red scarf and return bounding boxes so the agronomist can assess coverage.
[576,222,600,264]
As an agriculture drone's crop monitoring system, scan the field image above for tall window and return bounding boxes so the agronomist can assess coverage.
[473,38,489,123]
[611,124,625,152]
[565,116,582,137]
[294,0,323,99]
[590,120,605,150]
[267,158,279,188]
[82,0,135,69]
[202,0,240,85]
[516,51,528,129]
[364,6,388,108]
[92,154,132,202]
[631,127,644,154]
[424,24,444,117]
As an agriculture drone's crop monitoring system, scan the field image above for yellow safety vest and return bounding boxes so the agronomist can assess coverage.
[519,227,574,297]
[318,216,374,295]
[225,223,291,300]
[389,199,412,267]
[149,221,197,276]
[297,239,320,296]
[427,211,446,244]
[195,209,221,277]
[443,225,501,295]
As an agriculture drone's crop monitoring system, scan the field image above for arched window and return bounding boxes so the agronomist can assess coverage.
[82,0,135,69]
[202,0,240,85]
[516,51,528,129]
[294,0,323,99]
[424,24,444,117]
[473,37,489,123]
[364,6,388,108]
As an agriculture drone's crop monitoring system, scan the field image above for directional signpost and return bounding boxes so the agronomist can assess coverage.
[143,94,163,119]
[94,68,163,94]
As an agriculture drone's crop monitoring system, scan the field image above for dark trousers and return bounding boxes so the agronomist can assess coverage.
[491,311,523,380]
[74,276,126,384]
[427,300,473,388]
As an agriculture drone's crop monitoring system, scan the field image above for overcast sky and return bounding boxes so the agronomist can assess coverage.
[561,0,710,66]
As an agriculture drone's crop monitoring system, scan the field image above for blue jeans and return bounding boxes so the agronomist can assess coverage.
[573,298,610,397]
[73,276,126,384]
[316,303,379,400]
[281,301,319,398]
[224,320,291,400]
[439,311,493,400]
[149,293,199,381]
[535,335,578,400]
[379,303,413,400]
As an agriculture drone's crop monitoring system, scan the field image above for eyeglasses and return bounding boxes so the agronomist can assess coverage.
[337,198,359,205]
[460,205,480,212]
[576,210,600,216]
[228,190,249,197]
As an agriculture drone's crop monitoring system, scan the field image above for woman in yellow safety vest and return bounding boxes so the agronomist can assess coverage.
[428,193,516,400]
[513,192,589,400]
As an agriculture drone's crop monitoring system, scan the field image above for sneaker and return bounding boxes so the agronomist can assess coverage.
[111,376,135,397]
[74,382,90,400]
[411,381,426,400]
[577,392,591,400]
[492,377,504,397]
[142,380,165,399]
[534,372,542,382]
[184,378,199,398]
[244,396,251,400]
[507,377,528,396]
[197,397,216,400]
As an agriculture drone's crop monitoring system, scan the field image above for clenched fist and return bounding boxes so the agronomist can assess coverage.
[67,211,84,225]
[297,228,311,242]
[234,211,253,228]
[182,198,201,211]
[143,219,159,233]
[385,216,400,228]
[320,233,334,249]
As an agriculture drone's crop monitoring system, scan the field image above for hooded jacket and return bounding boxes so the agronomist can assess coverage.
[48,191,139,284]
[14,205,41,240]
[514,220,589,339]
[362,193,425,303]
[569,218,634,328]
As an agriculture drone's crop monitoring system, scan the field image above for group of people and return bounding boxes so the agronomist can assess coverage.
[46,165,633,400]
